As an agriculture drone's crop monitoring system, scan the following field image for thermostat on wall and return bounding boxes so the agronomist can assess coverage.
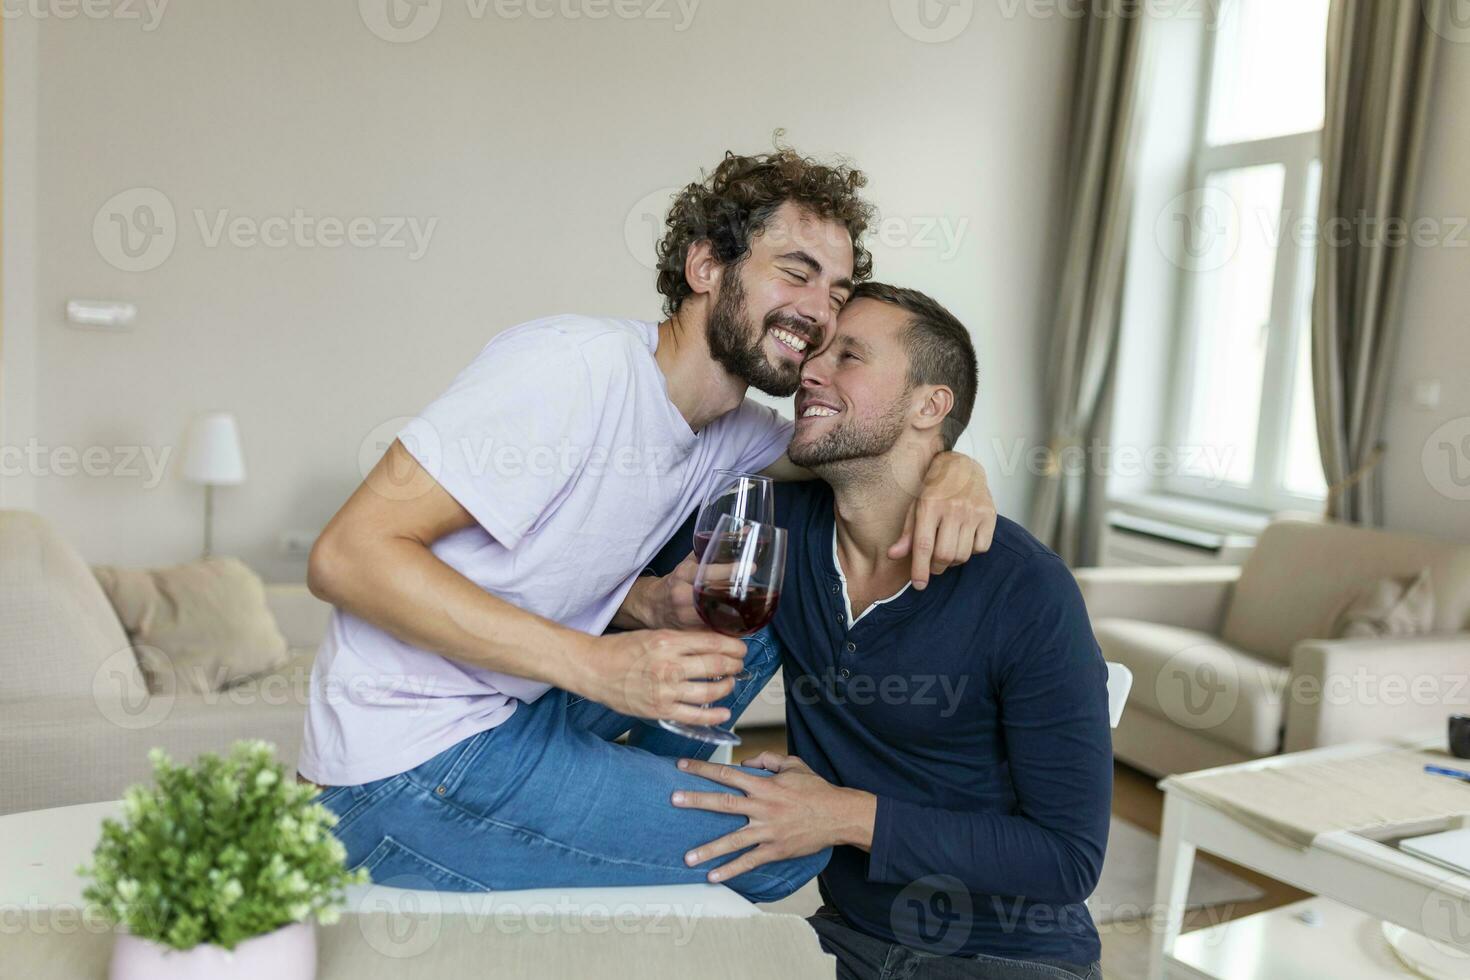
[66,300,137,329]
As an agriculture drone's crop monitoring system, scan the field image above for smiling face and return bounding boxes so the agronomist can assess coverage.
[787,297,916,468]
[704,202,856,398]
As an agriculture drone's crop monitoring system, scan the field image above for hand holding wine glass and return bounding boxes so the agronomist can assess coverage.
[659,514,786,746]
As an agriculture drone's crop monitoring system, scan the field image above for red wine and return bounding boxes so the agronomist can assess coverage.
[693,530,714,557]
[693,583,779,636]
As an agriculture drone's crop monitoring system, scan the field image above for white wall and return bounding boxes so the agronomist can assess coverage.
[1380,34,1470,543]
[7,0,1080,579]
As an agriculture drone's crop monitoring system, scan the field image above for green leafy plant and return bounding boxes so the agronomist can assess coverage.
[79,741,369,951]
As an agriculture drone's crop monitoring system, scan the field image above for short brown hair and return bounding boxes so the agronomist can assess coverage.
[852,282,978,451]
[655,142,875,316]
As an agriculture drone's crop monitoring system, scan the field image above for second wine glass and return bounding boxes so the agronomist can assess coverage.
[659,514,786,746]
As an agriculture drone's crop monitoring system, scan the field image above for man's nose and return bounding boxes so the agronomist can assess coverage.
[792,293,831,334]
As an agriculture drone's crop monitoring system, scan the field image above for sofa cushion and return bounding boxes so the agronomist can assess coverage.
[1222,519,1470,663]
[1336,568,1436,638]
[1094,618,1287,757]
[94,557,290,694]
[0,511,149,704]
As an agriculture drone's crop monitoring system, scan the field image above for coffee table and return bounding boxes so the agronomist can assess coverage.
[1150,733,1470,979]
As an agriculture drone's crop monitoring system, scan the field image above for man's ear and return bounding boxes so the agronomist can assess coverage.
[912,385,955,437]
[683,240,723,300]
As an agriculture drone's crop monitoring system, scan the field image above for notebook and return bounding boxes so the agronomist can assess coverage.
[1401,827,1470,876]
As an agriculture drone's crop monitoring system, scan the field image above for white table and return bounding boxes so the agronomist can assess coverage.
[1150,735,1470,979]
[0,798,759,918]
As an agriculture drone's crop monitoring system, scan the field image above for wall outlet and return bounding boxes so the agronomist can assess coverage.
[278,530,317,560]
[1413,379,1442,410]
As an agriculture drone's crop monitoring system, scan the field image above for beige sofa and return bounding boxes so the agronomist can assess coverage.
[1076,518,1470,776]
[0,509,787,816]
[0,511,328,816]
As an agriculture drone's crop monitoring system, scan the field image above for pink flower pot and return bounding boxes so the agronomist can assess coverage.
[109,921,316,980]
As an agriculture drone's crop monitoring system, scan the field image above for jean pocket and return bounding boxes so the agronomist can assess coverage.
[357,835,489,893]
[966,953,1097,980]
[315,785,351,811]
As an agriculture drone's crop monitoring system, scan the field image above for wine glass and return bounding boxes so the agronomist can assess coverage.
[658,514,786,746]
[690,471,774,683]
[693,471,775,558]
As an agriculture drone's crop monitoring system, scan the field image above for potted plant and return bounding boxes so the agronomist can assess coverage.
[79,741,369,980]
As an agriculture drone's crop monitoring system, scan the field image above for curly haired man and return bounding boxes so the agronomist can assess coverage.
[297,144,998,901]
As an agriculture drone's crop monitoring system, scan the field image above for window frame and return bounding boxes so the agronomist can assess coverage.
[1161,2,1328,513]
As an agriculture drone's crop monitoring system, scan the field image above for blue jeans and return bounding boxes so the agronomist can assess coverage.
[319,629,822,902]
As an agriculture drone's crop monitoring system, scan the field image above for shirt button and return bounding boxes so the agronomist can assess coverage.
[839,667,851,679]
[831,584,841,595]
[436,785,447,796]
[845,642,857,653]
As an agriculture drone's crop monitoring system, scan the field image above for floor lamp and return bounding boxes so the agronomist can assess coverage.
[182,412,246,558]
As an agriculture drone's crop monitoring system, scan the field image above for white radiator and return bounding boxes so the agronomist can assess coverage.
[1100,511,1256,567]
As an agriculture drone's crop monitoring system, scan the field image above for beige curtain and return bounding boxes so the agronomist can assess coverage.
[1313,0,1444,524]
[1031,1,1148,565]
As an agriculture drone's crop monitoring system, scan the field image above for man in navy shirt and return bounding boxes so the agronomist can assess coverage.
[636,283,1111,979]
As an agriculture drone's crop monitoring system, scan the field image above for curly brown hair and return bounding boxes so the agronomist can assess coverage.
[654,143,876,316]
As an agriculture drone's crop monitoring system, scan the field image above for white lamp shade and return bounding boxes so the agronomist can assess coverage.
[181,412,247,485]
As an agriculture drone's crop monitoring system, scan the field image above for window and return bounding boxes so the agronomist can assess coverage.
[1166,0,1330,510]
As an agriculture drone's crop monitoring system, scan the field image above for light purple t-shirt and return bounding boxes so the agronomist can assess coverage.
[299,315,793,785]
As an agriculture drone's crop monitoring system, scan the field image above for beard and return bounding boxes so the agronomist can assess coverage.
[705,268,806,397]
[788,396,908,470]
